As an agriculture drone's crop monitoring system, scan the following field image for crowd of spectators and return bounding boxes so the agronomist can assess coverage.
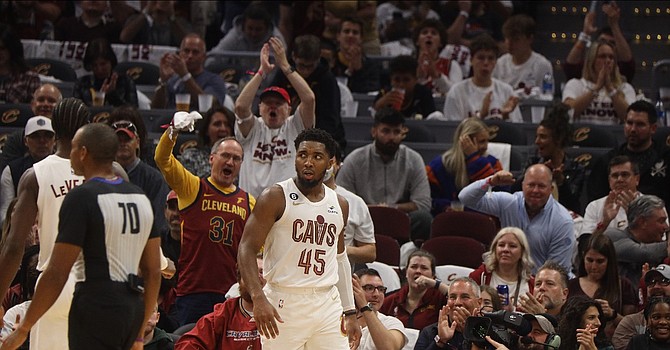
[0,1,669,350]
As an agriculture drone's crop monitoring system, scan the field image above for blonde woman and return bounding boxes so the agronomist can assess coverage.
[426,118,503,214]
[469,227,535,309]
[563,40,635,125]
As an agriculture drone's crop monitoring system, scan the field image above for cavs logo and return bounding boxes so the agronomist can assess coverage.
[92,112,110,123]
[573,127,590,143]
[487,125,499,140]
[0,134,7,152]
[32,63,52,76]
[179,140,198,155]
[574,153,593,168]
[1,109,20,124]
[125,67,143,80]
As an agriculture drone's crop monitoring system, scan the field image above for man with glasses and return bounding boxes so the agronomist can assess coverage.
[612,264,670,350]
[352,268,407,350]
[154,119,254,325]
[582,156,641,236]
[587,100,670,214]
[605,195,669,284]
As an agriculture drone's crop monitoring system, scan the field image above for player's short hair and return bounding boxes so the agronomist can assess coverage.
[293,128,338,159]
[52,98,90,140]
[77,123,118,163]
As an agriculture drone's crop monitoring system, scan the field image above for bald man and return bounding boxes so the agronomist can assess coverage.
[459,164,575,274]
[0,84,62,170]
[151,33,227,110]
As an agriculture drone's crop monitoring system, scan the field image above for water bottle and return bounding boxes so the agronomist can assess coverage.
[656,99,667,127]
[541,72,554,99]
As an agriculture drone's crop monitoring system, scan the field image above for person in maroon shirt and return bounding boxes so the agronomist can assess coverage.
[379,250,447,330]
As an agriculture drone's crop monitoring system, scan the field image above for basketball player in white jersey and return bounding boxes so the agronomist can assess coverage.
[238,128,361,349]
[0,98,90,349]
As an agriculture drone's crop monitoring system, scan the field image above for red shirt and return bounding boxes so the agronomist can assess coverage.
[379,284,447,330]
[175,297,260,350]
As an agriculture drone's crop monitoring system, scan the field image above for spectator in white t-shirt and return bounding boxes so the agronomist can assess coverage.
[493,14,553,92]
[443,33,521,122]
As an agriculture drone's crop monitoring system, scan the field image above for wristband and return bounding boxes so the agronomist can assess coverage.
[283,66,296,75]
[257,69,266,80]
[179,72,192,84]
[578,32,592,47]
[459,10,470,19]
[595,221,606,232]
[135,337,144,343]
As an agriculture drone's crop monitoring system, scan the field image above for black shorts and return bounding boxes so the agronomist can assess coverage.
[69,281,144,350]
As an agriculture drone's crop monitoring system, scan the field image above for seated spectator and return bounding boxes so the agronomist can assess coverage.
[137,303,174,350]
[563,40,635,125]
[0,117,55,225]
[74,38,138,108]
[558,296,613,350]
[206,4,286,72]
[443,33,521,122]
[379,250,447,330]
[581,156,641,236]
[570,234,638,334]
[513,104,585,214]
[269,34,346,151]
[427,117,502,215]
[516,261,569,319]
[106,105,153,167]
[174,255,263,349]
[439,0,508,49]
[337,107,433,244]
[330,17,381,94]
[0,24,41,104]
[518,313,559,350]
[54,0,121,43]
[493,14,553,91]
[470,227,535,310]
[0,83,61,173]
[605,195,668,285]
[413,277,481,350]
[564,1,635,83]
[120,0,191,46]
[152,33,227,111]
[376,1,439,44]
[612,265,670,350]
[627,296,670,349]
[178,106,235,178]
[373,55,437,120]
[480,285,503,313]
[352,268,408,350]
[323,2,381,56]
[414,19,463,96]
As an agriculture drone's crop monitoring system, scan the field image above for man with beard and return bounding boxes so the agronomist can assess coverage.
[175,255,265,350]
[155,127,254,326]
[237,128,361,349]
[587,100,670,213]
[337,107,432,244]
[459,165,575,274]
[516,261,569,320]
[234,36,315,198]
[612,263,670,350]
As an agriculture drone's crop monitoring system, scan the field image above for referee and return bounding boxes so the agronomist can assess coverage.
[0,123,161,350]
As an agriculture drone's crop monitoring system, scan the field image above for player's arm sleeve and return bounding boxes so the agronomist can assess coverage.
[336,251,356,312]
[154,130,200,206]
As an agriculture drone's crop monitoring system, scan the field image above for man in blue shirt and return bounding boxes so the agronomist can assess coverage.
[459,164,574,274]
